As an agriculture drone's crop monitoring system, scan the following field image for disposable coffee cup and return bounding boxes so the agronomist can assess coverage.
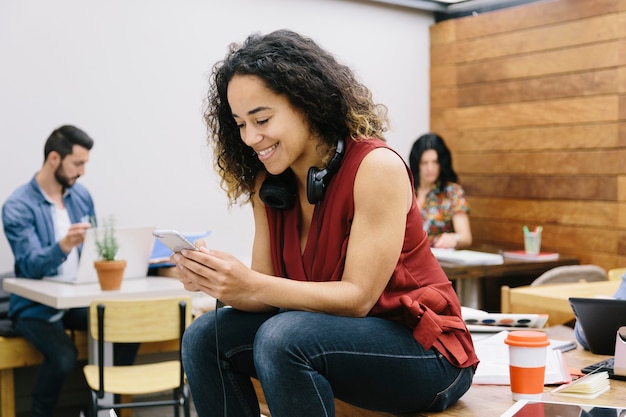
[504,330,549,401]
[523,228,542,255]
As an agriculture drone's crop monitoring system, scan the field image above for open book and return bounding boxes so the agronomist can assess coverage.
[550,371,610,399]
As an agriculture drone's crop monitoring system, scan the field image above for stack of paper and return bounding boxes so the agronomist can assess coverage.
[472,331,572,385]
[431,248,504,265]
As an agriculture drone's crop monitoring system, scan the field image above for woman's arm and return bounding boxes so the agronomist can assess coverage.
[174,147,412,317]
[451,212,472,248]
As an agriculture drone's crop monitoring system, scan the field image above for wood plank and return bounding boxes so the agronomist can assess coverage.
[431,85,457,109]
[456,149,626,175]
[461,175,617,201]
[429,18,456,45]
[430,64,457,88]
[435,13,621,64]
[443,123,622,152]
[453,0,621,40]
[468,197,617,229]
[457,69,618,107]
[447,96,618,130]
[470,219,618,254]
[458,41,621,84]
[618,176,626,201]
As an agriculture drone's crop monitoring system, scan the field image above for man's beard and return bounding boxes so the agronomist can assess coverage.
[54,166,78,190]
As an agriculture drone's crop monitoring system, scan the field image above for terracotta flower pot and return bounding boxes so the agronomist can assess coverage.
[93,260,127,290]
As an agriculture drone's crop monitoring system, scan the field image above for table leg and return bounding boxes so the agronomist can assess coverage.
[455,278,482,309]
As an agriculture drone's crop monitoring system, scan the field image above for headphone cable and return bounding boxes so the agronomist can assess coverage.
[214,298,227,417]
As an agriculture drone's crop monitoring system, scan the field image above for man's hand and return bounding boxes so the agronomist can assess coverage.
[59,222,91,254]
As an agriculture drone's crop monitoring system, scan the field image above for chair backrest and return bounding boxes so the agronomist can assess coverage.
[530,264,607,287]
[608,267,626,281]
[89,296,192,344]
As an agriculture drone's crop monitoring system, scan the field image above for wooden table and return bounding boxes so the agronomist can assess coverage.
[441,251,579,311]
[501,280,620,326]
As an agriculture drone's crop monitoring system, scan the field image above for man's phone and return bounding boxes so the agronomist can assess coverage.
[153,230,199,252]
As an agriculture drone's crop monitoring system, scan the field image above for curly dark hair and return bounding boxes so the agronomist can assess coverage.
[408,133,458,194]
[204,29,389,205]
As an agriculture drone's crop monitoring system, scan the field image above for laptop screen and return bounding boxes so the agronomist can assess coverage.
[569,297,626,355]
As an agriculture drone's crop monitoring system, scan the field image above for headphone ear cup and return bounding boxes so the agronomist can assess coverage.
[260,171,297,210]
[306,138,345,205]
[307,167,326,205]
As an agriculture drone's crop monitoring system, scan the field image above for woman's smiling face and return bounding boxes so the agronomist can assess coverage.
[228,74,318,176]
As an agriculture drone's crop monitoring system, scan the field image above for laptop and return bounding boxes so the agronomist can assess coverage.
[569,297,626,380]
[45,226,156,285]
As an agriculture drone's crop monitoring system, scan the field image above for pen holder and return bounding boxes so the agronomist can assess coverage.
[614,326,626,377]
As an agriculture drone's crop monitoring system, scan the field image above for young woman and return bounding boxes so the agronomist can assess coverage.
[173,30,478,417]
[409,133,473,249]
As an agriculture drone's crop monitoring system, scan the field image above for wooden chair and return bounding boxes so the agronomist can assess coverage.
[83,297,192,417]
[608,267,626,281]
[529,264,607,286]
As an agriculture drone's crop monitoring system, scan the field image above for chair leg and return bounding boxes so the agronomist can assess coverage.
[91,390,99,417]
[183,385,191,417]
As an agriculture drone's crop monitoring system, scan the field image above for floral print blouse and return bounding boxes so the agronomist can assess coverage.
[419,182,470,246]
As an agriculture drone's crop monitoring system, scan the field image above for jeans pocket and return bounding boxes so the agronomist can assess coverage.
[426,366,474,411]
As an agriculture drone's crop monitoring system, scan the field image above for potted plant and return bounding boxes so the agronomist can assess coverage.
[92,216,126,290]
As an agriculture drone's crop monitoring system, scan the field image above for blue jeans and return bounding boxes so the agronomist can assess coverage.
[13,308,140,417]
[182,308,474,417]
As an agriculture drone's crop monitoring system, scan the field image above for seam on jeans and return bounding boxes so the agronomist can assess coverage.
[309,350,434,361]
[425,365,472,411]
[224,343,254,359]
[307,370,331,417]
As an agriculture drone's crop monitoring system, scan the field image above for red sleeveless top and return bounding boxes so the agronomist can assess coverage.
[265,138,478,369]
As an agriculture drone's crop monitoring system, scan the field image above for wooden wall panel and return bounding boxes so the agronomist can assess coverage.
[457,42,622,84]
[452,0,623,41]
[457,69,619,107]
[429,0,626,275]
[445,124,622,151]
[462,175,617,201]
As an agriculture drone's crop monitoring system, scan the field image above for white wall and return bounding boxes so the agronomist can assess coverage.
[0,0,433,271]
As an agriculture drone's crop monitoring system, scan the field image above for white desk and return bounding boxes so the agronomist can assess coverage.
[2,276,202,417]
[2,276,201,309]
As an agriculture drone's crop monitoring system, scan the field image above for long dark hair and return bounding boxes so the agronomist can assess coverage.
[408,133,458,194]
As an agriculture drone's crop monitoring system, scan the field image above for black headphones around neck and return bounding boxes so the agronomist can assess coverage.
[259,137,345,210]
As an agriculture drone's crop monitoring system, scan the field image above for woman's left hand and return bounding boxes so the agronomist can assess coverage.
[172,246,252,305]
[433,233,459,249]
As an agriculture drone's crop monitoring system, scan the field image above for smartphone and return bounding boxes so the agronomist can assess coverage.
[153,229,199,252]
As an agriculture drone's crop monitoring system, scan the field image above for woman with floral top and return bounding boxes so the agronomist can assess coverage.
[409,133,472,249]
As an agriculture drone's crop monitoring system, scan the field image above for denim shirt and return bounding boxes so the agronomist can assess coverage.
[2,174,95,320]
[574,272,626,350]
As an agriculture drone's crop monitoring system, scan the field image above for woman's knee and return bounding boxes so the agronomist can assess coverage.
[253,312,312,364]
[182,313,216,360]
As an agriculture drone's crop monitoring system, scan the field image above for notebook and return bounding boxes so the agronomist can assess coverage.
[45,226,156,285]
[430,248,504,265]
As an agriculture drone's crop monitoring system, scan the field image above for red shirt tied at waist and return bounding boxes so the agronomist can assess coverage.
[266,137,479,369]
